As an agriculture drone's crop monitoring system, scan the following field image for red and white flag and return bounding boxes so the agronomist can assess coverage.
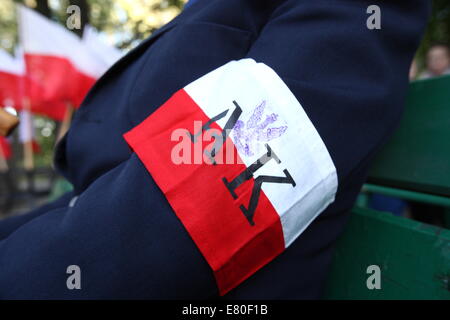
[0,48,25,108]
[0,47,68,120]
[124,59,338,295]
[18,5,106,108]
[83,25,123,69]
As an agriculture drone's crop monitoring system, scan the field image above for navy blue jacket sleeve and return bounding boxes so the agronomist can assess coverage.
[0,191,74,241]
[243,1,429,188]
[0,0,429,299]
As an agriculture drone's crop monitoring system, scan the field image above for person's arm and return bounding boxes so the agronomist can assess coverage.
[0,191,74,241]
[0,1,430,299]
[243,1,429,187]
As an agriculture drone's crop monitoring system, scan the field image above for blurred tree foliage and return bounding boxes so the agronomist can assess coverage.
[1,0,186,52]
[416,0,450,70]
[2,0,450,56]
[1,0,448,57]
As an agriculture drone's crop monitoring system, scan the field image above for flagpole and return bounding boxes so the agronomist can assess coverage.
[56,102,74,144]
[22,97,34,172]
[20,97,36,200]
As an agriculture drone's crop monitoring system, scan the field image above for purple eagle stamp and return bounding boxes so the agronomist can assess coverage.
[232,100,288,157]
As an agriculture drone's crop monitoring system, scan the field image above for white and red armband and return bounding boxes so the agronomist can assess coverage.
[124,59,338,295]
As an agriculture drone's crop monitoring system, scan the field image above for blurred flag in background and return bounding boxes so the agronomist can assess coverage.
[0,5,124,122]
[18,5,111,113]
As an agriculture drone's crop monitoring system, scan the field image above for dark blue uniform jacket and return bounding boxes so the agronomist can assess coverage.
[0,0,429,299]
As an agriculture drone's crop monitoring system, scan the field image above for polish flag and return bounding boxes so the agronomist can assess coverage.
[0,48,67,120]
[83,25,123,69]
[124,59,338,295]
[0,48,24,108]
[18,5,106,108]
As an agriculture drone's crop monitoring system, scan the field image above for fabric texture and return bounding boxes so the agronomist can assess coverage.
[0,0,430,299]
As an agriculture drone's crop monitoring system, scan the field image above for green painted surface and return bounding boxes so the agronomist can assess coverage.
[368,75,450,197]
[324,207,450,299]
[325,76,450,299]
[363,184,450,207]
